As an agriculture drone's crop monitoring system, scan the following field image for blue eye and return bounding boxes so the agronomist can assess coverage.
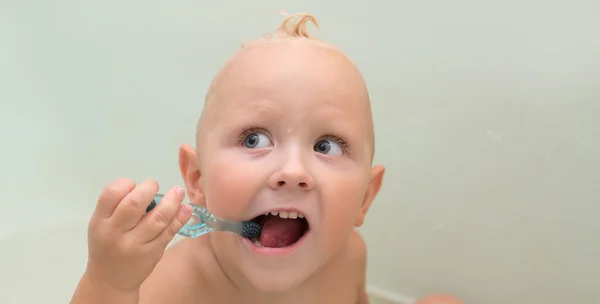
[244,132,271,149]
[314,139,343,156]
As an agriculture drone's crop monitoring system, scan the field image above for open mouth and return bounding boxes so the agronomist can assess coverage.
[247,211,310,248]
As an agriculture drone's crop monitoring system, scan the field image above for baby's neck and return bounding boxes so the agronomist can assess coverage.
[215,254,310,303]
[187,237,310,304]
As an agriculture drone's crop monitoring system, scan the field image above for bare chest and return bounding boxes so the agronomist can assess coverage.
[142,269,358,304]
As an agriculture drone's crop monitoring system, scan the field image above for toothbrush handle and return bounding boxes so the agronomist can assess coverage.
[146,194,259,238]
[145,194,215,238]
[146,197,158,213]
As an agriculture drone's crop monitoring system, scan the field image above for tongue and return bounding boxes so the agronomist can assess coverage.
[259,216,305,248]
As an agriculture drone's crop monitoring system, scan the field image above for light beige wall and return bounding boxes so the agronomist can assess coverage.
[1,1,598,303]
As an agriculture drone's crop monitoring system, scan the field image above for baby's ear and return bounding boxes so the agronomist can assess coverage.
[178,144,205,206]
[355,165,385,227]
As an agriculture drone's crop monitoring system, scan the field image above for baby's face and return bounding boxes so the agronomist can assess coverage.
[181,40,384,292]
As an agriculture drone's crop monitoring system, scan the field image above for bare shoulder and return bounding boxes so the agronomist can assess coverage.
[139,239,208,304]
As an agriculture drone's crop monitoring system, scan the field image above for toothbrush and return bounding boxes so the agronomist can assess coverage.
[145,194,261,239]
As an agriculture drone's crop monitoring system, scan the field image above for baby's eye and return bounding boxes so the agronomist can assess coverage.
[243,132,271,149]
[314,139,343,156]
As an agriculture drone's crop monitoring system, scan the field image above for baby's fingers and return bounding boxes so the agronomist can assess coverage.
[94,178,136,219]
[111,179,159,231]
[134,186,187,243]
[156,204,192,246]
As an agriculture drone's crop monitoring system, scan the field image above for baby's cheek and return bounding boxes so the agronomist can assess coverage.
[319,188,363,245]
[203,159,260,219]
[322,178,366,230]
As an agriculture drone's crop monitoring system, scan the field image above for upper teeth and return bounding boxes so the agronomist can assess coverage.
[267,211,305,219]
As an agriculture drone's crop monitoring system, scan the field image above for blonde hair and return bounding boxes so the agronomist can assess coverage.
[239,12,326,50]
[270,12,319,39]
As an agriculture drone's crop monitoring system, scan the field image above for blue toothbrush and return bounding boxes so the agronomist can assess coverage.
[146,194,261,239]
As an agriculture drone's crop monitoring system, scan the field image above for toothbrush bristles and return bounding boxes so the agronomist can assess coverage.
[241,221,262,239]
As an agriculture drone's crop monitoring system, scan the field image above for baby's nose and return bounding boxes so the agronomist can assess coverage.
[273,178,312,189]
[268,163,314,190]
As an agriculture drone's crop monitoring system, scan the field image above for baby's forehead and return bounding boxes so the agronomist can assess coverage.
[203,38,370,119]
[228,40,355,79]
[207,41,372,141]
[210,40,367,104]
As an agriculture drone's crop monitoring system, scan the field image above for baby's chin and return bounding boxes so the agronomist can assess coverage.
[232,234,327,294]
[206,225,338,294]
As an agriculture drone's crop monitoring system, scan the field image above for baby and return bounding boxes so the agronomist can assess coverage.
[70,13,385,304]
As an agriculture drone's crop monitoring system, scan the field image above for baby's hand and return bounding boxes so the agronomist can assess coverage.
[84,178,192,292]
